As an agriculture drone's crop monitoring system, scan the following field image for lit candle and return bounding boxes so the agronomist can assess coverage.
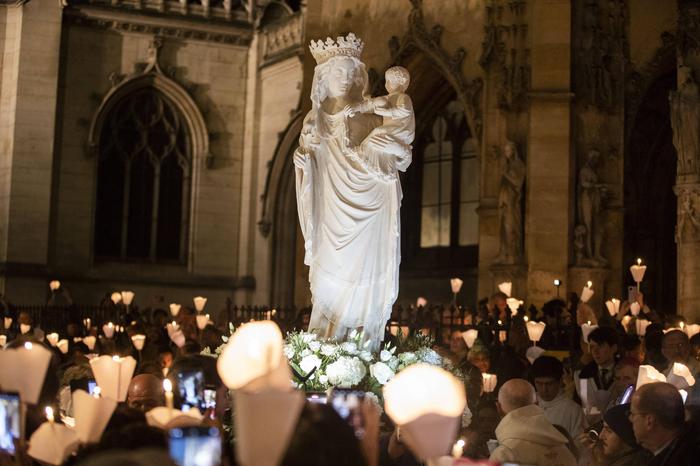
[163,378,174,413]
[110,292,122,305]
[103,322,115,339]
[580,281,594,303]
[49,280,60,291]
[451,438,465,458]
[193,296,207,312]
[45,406,54,424]
[524,316,529,322]
[84,318,91,330]
[630,258,647,290]
[605,298,620,317]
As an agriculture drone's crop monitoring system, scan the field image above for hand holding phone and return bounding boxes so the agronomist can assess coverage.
[0,392,20,455]
[168,426,221,466]
[329,389,365,439]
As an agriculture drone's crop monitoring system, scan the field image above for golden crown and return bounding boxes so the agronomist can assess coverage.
[309,33,364,65]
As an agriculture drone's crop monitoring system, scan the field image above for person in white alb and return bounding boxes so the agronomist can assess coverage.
[532,355,585,439]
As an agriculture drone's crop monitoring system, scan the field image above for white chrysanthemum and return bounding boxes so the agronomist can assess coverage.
[359,350,373,362]
[417,348,442,366]
[283,345,295,359]
[340,341,358,354]
[300,348,312,357]
[380,349,392,362]
[370,361,395,385]
[319,374,329,385]
[321,344,338,357]
[300,354,322,375]
[308,340,321,352]
[326,356,367,387]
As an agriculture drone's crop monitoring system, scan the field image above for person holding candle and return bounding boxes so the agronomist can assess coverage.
[661,330,700,377]
[126,374,164,412]
[532,356,585,440]
[575,327,619,423]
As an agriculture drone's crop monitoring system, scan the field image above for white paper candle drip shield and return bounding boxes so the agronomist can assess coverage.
[49,280,61,291]
[666,363,696,390]
[103,323,115,339]
[89,355,136,402]
[193,296,208,312]
[121,291,135,306]
[526,321,546,344]
[217,321,305,466]
[482,373,497,393]
[636,365,667,388]
[581,322,598,343]
[686,324,700,338]
[605,299,620,317]
[3,317,11,329]
[0,343,52,404]
[580,281,594,303]
[131,334,146,351]
[526,346,545,364]
[83,336,96,351]
[416,297,428,307]
[146,407,203,430]
[621,316,633,333]
[506,298,520,314]
[47,333,59,347]
[630,302,641,316]
[0,335,6,347]
[450,278,463,294]
[110,292,122,305]
[383,364,465,461]
[498,281,512,297]
[57,339,69,354]
[630,259,647,284]
[635,319,651,336]
[196,314,210,330]
[461,329,478,349]
[169,303,181,317]
[27,422,80,465]
[73,389,117,443]
[20,323,31,335]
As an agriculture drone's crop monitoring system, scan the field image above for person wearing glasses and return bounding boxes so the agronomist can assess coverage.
[628,382,700,466]
[660,330,700,377]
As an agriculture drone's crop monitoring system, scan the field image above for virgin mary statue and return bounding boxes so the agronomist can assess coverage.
[294,33,414,350]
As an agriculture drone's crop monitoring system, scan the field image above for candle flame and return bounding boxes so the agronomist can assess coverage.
[45,406,54,422]
[587,281,592,288]
[524,316,529,322]
[163,378,173,393]
[637,258,642,265]
[24,341,32,350]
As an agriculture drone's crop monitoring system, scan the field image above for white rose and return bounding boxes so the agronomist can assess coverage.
[359,350,373,362]
[340,342,358,354]
[387,356,400,371]
[308,340,321,352]
[319,374,329,385]
[326,356,367,387]
[321,344,338,357]
[380,349,392,362]
[300,354,322,375]
[370,361,395,385]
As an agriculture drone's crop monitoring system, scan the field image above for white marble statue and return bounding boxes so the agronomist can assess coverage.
[294,33,415,350]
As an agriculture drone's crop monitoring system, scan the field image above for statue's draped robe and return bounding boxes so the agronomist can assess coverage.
[295,108,406,349]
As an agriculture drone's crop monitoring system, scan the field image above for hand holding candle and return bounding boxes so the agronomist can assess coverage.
[163,378,174,412]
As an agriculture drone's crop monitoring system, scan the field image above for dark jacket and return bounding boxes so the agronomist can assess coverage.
[644,423,700,466]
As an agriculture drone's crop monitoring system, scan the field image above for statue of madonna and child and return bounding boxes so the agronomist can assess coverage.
[294,33,415,351]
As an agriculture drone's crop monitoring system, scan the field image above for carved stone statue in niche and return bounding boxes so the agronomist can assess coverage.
[495,141,525,264]
[670,65,700,179]
[576,149,609,267]
[676,188,700,243]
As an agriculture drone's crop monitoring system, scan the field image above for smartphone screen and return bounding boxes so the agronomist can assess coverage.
[0,392,20,455]
[87,380,98,396]
[203,389,216,410]
[176,371,205,411]
[306,392,328,404]
[169,426,221,466]
[618,384,634,405]
[329,389,365,439]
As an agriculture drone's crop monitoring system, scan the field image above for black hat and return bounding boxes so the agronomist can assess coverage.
[603,403,638,448]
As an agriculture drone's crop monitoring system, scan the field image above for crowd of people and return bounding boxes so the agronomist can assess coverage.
[0,287,699,466]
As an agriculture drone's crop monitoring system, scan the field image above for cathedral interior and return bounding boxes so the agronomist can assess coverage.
[0,0,697,322]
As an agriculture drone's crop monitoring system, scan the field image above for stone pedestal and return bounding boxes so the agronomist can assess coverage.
[568,267,611,310]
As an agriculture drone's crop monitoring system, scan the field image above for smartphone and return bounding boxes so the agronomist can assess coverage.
[168,426,221,466]
[0,391,20,455]
[618,384,634,405]
[628,286,638,304]
[203,388,217,410]
[175,370,205,411]
[329,388,365,439]
[69,378,98,395]
[88,380,98,396]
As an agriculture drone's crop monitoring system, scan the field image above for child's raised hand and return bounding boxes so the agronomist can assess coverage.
[344,105,358,118]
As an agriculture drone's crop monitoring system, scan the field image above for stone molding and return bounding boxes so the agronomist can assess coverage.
[260,12,303,68]
[63,2,253,46]
[383,0,483,142]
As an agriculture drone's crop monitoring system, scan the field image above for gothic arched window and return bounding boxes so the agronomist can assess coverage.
[94,87,190,263]
[419,101,479,248]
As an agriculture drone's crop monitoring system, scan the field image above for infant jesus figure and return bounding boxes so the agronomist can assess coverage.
[345,66,415,177]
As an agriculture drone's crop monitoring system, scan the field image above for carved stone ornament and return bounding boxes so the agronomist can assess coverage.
[384,0,483,141]
[86,37,211,168]
[479,0,530,111]
[674,184,700,243]
[575,149,609,267]
[573,0,627,111]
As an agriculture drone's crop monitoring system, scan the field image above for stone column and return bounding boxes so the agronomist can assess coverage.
[525,0,573,306]
[0,1,63,302]
[674,0,700,322]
